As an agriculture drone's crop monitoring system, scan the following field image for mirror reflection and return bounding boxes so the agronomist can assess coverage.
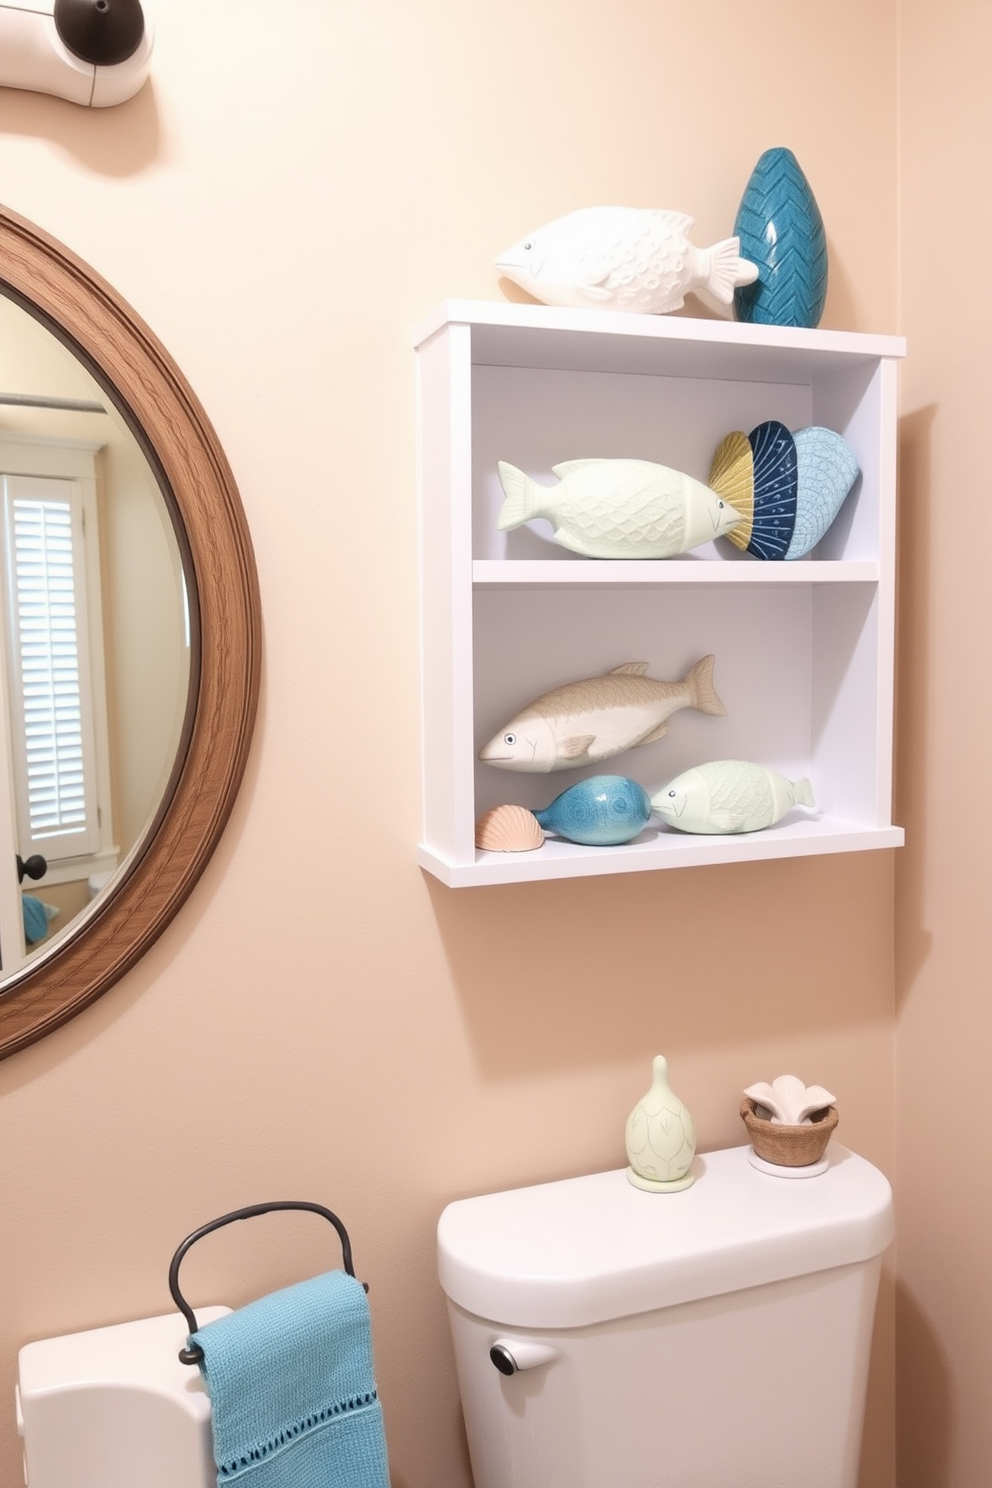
[0,293,191,978]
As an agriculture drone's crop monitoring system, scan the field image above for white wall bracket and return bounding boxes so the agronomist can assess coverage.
[0,0,152,108]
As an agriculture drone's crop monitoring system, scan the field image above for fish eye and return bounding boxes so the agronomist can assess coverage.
[504,732,517,745]
[668,790,676,798]
[523,241,533,251]
[718,499,725,508]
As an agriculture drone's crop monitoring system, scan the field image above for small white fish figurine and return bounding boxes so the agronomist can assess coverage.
[496,207,759,315]
[651,759,815,834]
[479,657,725,774]
[497,458,741,559]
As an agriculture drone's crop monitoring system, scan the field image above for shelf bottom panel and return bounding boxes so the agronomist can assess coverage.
[419,818,904,887]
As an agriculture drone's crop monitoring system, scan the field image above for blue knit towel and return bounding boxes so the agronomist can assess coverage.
[191,1270,390,1487]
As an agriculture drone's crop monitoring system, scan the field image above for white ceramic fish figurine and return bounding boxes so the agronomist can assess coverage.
[742,1074,836,1126]
[651,759,815,833]
[478,658,725,773]
[497,457,741,559]
[496,207,759,315]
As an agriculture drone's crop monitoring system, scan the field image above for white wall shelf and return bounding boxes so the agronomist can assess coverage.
[415,299,905,888]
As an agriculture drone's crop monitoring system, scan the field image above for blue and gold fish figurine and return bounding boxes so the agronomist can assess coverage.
[535,775,653,846]
[709,422,859,560]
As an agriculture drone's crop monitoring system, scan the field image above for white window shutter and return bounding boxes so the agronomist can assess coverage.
[2,475,101,861]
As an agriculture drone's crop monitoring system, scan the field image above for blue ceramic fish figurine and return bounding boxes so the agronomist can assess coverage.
[733,148,828,328]
[535,775,653,846]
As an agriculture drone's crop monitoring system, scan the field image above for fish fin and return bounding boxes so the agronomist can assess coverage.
[710,812,747,831]
[496,460,541,531]
[576,280,613,303]
[794,778,816,808]
[636,722,669,745]
[654,209,695,234]
[610,662,650,676]
[558,734,595,760]
[683,654,726,716]
[703,238,760,304]
[551,459,604,476]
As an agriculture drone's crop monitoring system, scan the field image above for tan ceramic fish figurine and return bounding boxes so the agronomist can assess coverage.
[478,657,725,773]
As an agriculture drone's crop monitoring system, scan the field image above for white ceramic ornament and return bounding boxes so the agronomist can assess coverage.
[496,457,741,559]
[496,207,758,316]
[625,1054,696,1192]
[743,1073,836,1125]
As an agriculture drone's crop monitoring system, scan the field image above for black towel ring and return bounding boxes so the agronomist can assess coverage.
[168,1200,367,1365]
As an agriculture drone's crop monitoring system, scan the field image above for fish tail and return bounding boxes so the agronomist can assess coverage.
[684,654,726,716]
[704,238,759,304]
[793,778,816,808]
[497,461,541,531]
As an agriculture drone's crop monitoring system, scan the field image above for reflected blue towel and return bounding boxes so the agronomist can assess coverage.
[191,1270,390,1487]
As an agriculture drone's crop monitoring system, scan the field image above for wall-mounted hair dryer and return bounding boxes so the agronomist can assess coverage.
[0,0,152,107]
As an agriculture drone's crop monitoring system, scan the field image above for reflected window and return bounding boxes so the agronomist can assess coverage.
[0,437,116,894]
[3,477,104,861]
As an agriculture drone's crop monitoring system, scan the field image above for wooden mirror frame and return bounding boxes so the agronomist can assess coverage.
[0,203,261,1058]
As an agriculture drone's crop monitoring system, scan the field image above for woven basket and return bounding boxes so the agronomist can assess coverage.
[740,1097,838,1167]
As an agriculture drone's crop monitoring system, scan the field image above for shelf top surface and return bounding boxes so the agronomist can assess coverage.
[413,299,906,382]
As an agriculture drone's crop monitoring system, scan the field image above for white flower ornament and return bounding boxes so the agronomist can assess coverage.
[743,1074,836,1126]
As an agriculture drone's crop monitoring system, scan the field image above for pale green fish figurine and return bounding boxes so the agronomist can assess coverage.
[479,657,725,774]
[496,457,741,560]
[651,759,815,834]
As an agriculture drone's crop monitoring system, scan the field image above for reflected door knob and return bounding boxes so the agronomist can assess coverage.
[16,854,47,884]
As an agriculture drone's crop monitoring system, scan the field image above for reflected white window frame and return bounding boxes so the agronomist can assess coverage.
[0,434,116,885]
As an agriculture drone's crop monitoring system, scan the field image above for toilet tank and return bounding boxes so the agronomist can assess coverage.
[437,1143,893,1488]
[16,1307,229,1488]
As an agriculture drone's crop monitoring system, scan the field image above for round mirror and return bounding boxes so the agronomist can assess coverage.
[0,203,260,1058]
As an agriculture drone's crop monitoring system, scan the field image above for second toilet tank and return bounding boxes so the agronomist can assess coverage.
[438,1143,893,1488]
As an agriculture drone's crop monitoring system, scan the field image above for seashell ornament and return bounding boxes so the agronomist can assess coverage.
[709,421,859,560]
[475,803,544,852]
[625,1054,696,1192]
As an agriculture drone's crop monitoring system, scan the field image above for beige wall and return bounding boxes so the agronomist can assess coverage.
[896,2,992,1484]
[0,4,906,1487]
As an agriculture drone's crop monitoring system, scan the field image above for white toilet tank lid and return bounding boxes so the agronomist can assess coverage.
[437,1143,893,1330]
[17,1307,230,1409]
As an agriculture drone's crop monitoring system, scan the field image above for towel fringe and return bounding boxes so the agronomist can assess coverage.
[217,1391,380,1477]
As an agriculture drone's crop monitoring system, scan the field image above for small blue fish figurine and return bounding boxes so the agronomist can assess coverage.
[733,147,828,328]
[535,775,653,846]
